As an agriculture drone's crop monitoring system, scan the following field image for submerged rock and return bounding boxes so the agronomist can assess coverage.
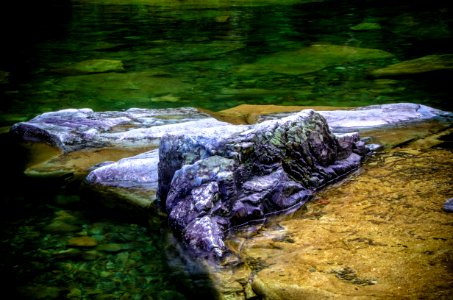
[236,44,393,75]
[50,70,193,103]
[350,22,382,31]
[370,54,453,77]
[52,59,124,75]
[158,110,367,259]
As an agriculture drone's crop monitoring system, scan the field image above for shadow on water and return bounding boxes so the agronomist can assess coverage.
[0,132,219,299]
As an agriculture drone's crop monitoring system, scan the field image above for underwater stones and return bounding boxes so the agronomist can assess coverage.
[236,44,393,75]
[53,59,124,75]
[370,54,453,77]
[52,70,193,102]
[350,22,382,31]
[67,236,98,248]
[148,40,244,61]
[159,109,366,259]
[443,198,453,212]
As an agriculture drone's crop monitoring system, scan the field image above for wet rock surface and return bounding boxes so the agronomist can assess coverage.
[207,126,453,299]
[159,110,367,259]
[9,103,453,261]
[6,103,453,299]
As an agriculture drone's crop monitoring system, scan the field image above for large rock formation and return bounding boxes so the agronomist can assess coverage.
[9,103,452,260]
[158,109,368,259]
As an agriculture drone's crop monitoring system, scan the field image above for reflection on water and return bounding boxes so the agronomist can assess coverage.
[0,0,452,299]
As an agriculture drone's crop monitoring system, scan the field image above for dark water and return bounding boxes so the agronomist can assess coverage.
[0,0,452,299]
[1,0,452,126]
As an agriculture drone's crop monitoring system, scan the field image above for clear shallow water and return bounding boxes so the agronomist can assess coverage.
[0,0,452,299]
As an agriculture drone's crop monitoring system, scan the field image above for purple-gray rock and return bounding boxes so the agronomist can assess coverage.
[86,149,160,190]
[260,103,452,132]
[10,107,230,152]
[9,103,453,262]
[158,110,366,259]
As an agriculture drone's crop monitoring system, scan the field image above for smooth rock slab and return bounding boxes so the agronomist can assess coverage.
[259,103,452,132]
[86,149,160,190]
[10,107,229,152]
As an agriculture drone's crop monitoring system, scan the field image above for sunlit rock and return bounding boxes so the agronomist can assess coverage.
[214,129,453,299]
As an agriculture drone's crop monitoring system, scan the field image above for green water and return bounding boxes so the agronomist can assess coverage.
[1,0,452,127]
[0,0,452,299]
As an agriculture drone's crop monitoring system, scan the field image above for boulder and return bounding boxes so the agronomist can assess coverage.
[158,109,367,259]
[10,103,451,213]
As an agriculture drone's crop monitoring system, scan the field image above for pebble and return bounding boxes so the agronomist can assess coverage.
[443,198,453,212]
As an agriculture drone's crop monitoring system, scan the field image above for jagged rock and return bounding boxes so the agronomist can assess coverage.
[158,110,366,259]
